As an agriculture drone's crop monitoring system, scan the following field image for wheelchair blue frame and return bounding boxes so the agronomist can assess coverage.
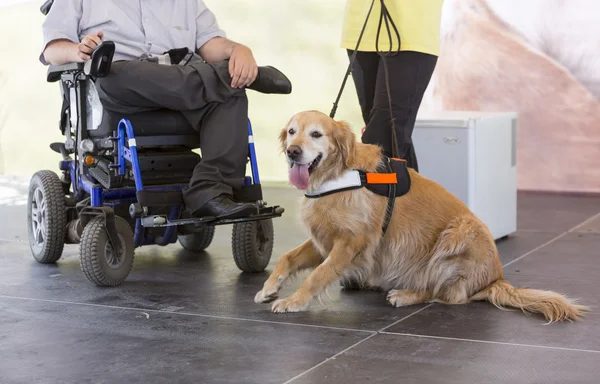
[58,117,266,248]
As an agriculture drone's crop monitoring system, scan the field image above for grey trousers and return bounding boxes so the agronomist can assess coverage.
[95,56,249,214]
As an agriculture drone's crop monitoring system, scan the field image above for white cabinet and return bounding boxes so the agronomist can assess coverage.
[412,111,518,240]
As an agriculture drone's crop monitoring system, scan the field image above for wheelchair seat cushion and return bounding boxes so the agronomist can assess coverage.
[90,109,198,138]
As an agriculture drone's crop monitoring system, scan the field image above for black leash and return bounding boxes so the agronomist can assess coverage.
[329,0,403,236]
[330,0,402,160]
[329,0,376,121]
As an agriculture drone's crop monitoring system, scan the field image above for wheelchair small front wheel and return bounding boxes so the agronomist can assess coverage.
[27,170,67,264]
[231,219,274,273]
[79,215,134,287]
[178,225,216,253]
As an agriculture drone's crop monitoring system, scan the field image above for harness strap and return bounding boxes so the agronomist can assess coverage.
[381,157,396,236]
[304,157,401,236]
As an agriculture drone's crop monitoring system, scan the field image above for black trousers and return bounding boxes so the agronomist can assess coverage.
[95,56,248,214]
[347,50,437,171]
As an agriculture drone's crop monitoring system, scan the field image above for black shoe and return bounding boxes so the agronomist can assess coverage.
[192,195,257,220]
[247,66,292,94]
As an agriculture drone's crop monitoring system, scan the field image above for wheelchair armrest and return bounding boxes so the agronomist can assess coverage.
[47,62,84,83]
[45,41,115,83]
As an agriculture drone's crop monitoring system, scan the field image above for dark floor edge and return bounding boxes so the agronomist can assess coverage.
[378,331,600,354]
[0,294,375,334]
[518,189,600,198]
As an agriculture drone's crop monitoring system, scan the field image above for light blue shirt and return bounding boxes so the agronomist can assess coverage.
[40,0,226,65]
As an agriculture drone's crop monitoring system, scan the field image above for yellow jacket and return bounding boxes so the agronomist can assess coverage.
[341,0,444,56]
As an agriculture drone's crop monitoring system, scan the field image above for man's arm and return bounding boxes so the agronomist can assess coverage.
[198,37,258,88]
[43,31,103,66]
[39,0,83,65]
[194,1,258,88]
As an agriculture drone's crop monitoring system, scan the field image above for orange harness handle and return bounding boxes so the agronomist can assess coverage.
[365,173,398,185]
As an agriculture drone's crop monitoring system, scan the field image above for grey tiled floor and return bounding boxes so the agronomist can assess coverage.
[1,184,600,384]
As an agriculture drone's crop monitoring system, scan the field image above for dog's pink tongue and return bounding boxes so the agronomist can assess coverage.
[289,163,310,190]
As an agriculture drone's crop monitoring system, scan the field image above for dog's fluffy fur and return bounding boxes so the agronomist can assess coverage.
[255,110,589,323]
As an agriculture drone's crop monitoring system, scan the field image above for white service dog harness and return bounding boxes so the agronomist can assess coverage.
[304,156,411,235]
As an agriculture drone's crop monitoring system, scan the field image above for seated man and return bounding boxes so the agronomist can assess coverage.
[40,0,291,219]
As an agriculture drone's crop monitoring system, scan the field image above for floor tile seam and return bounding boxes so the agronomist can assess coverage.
[378,331,600,354]
[376,304,434,333]
[568,211,600,232]
[282,333,378,384]
[502,232,569,268]
[504,213,600,269]
[0,294,375,334]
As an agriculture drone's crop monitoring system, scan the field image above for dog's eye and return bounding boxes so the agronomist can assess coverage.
[310,131,323,138]
[288,128,295,135]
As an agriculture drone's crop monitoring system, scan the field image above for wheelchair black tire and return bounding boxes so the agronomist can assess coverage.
[79,215,135,287]
[177,225,216,252]
[231,219,274,273]
[27,170,67,264]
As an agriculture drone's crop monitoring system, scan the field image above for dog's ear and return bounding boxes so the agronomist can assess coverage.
[278,126,288,153]
[332,120,356,168]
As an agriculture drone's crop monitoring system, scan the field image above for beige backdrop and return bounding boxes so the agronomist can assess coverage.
[420,0,600,193]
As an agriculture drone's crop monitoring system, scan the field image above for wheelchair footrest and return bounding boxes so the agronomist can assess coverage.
[140,205,284,228]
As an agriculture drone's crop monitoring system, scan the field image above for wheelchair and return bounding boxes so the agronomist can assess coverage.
[28,4,285,287]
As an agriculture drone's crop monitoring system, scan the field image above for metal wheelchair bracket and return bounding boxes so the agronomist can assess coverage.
[79,206,122,255]
[140,206,284,228]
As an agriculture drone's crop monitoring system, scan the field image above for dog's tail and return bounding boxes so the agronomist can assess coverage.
[470,279,589,322]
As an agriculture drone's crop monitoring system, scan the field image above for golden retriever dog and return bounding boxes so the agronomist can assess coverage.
[254,110,589,323]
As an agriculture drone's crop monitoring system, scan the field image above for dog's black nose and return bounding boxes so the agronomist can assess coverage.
[286,145,302,160]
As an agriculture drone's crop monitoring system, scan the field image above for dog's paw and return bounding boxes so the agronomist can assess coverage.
[271,297,308,313]
[254,288,279,304]
[387,289,410,307]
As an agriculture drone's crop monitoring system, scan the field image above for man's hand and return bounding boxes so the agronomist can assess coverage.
[229,44,258,88]
[197,37,258,88]
[77,30,104,61]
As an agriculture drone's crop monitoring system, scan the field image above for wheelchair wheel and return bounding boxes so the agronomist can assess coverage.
[27,170,67,264]
[79,215,134,287]
[231,219,274,273]
[178,225,216,252]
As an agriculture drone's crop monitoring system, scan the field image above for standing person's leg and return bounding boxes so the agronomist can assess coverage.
[361,51,437,171]
[347,50,380,126]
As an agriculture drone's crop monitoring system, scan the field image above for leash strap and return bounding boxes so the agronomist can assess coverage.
[330,0,402,160]
[329,0,376,119]
[375,0,402,159]
[328,1,402,237]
